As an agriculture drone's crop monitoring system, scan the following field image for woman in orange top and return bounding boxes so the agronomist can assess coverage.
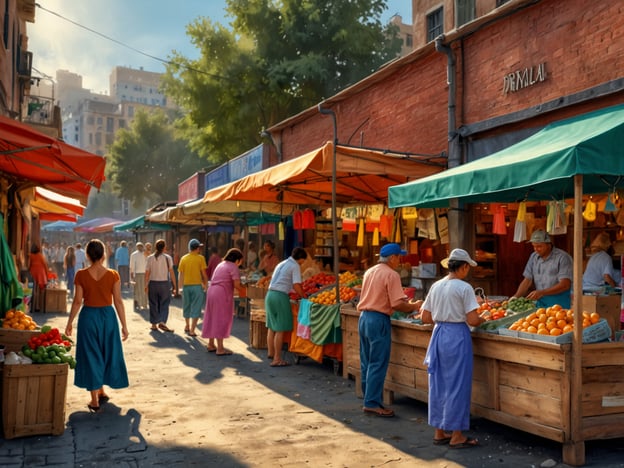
[65,239,129,413]
[28,243,49,310]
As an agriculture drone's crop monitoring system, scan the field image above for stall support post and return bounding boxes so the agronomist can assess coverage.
[563,174,585,466]
[318,104,341,305]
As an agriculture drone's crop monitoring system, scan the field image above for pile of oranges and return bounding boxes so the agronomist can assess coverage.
[309,286,357,305]
[508,304,600,336]
[2,309,38,330]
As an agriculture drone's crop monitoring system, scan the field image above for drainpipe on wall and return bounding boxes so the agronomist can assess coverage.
[435,35,466,250]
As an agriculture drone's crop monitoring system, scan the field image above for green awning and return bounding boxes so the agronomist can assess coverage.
[389,104,624,208]
[113,215,172,232]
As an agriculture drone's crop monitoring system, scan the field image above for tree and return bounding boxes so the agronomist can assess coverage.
[106,109,206,206]
[161,0,400,164]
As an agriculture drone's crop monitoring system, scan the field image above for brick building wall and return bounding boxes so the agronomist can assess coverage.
[459,0,624,129]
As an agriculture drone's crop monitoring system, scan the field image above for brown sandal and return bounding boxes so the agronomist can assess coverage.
[362,406,395,417]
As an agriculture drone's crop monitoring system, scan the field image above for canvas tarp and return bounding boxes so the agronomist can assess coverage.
[388,104,624,209]
[0,115,106,204]
[113,215,173,232]
[27,187,85,222]
[200,142,446,206]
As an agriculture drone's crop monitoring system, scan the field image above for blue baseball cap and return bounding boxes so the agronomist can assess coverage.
[188,239,203,250]
[380,243,407,257]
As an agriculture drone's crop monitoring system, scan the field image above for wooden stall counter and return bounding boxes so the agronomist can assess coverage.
[340,305,624,466]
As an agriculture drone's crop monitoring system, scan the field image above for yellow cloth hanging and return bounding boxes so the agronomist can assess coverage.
[517,202,527,222]
[278,221,285,240]
[372,227,379,246]
[357,218,364,247]
[402,207,418,220]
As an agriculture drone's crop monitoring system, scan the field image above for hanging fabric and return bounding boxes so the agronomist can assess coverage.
[365,222,379,233]
[292,210,303,230]
[379,214,392,238]
[372,227,380,246]
[302,208,316,229]
[583,198,597,222]
[402,207,418,220]
[416,208,437,239]
[436,211,449,243]
[492,203,507,235]
[517,201,527,222]
[547,200,567,235]
[391,209,403,243]
[356,218,365,247]
[278,220,285,240]
[341,206,358,232]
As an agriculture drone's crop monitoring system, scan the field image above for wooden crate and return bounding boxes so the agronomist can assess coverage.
[2,363,69,439]
[249,310,268,349]
[0,329,40,354]
[44,289,67,313]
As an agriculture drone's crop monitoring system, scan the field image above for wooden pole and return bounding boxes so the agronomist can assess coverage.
[563,174,585,465]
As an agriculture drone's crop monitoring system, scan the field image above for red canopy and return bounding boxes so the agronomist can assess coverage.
[0,115,106,204]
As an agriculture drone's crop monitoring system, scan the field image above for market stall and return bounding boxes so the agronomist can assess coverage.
[196,142,445,362]
[386,104,624,466]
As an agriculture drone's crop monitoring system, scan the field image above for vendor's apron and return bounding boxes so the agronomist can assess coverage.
[537,289,571,309]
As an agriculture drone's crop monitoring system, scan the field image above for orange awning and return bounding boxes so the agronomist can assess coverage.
[34,187,85,216]
[201,142,446,206]
[0,115,106,204]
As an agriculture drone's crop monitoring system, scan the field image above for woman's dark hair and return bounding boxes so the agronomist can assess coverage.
[264,240,275,250]
[446,259,468,272]
[30,244,41,254]
[154,239,166,258]
[224,248,244,263]
[86,239,105,263]
[65,246,75,266]
[292,247,307,261]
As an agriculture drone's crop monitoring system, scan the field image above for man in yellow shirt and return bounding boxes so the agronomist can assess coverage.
[178,239,208,337]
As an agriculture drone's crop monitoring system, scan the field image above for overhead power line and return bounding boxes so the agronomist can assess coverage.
[34,3,225,80]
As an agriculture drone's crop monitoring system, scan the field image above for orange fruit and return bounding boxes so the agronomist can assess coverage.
[556,319,567,329]
[563,324,573,333]
[527,325,538,334]
[537,328,550,335]
[555,310,566,321]
[538,313,548,323]
[550,328,562,336]
[590,312,600,324]
[546,321,557,331]
[530,318,540,327]
[538,322,546,330]
[582,319,591,328]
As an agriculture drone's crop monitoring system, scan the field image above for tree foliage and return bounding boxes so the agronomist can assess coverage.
[106,110,207,206]
[160,0,400,164]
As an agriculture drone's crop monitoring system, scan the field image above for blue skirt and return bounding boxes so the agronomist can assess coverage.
[74,305,129,391]
[424,322,473,431]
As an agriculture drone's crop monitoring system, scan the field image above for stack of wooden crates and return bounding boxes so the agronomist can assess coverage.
[248,285,268,349]
[0,329,69,439]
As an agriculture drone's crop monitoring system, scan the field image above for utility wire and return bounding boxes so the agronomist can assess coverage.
[34,3,226,80]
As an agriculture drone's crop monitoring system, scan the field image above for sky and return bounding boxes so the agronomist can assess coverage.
[28,0,412,95]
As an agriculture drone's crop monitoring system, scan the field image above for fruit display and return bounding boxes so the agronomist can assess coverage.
[21,326,76,368]
[507,304,600,337]
[309,285,357,305]
[1,309,38,330]
[506,297,537,313]
[478,300,509,321]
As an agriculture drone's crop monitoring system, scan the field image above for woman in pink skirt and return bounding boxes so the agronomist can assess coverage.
[202,248,245,355]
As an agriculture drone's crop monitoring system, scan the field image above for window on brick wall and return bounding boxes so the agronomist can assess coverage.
[427,7,444,42]
[455,0,475,27]
[406,34,413,48]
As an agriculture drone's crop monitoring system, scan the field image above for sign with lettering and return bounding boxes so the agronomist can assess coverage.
[503,63,547,94]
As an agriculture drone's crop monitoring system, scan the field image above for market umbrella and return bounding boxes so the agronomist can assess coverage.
[199,142,446,206]
[388,103,624,457]
[113,215,173,232]
[0,115,106,204]
[0,216,23,317]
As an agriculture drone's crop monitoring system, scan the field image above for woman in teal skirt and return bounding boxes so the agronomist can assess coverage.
[65,239,129,413]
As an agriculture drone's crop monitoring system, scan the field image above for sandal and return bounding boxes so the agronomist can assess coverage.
[270,360,290,367]
[87,404,101,413]
[158,323,174,333]
[449,437,479,449]
[362,406,395,417]
[433,436,452,445]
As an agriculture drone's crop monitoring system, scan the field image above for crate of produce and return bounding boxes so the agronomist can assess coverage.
[247,285,267,300]
[477,308,534,334]
[2,363,69,439]
[249,310,268,349]
[0,329,40,354]
[43,288,67,313]
[501,318,612,344]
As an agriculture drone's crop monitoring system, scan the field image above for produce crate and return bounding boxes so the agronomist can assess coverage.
[247,285,267,300]
[43,288,67,313]
[0,329,40,354]
[476,308,534,334]
[249,310,268,349]
[499,318,612,344]
[2,363,69,439]
[581,294,620,338]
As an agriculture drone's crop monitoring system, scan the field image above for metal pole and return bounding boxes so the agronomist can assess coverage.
[318,104,340,305]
